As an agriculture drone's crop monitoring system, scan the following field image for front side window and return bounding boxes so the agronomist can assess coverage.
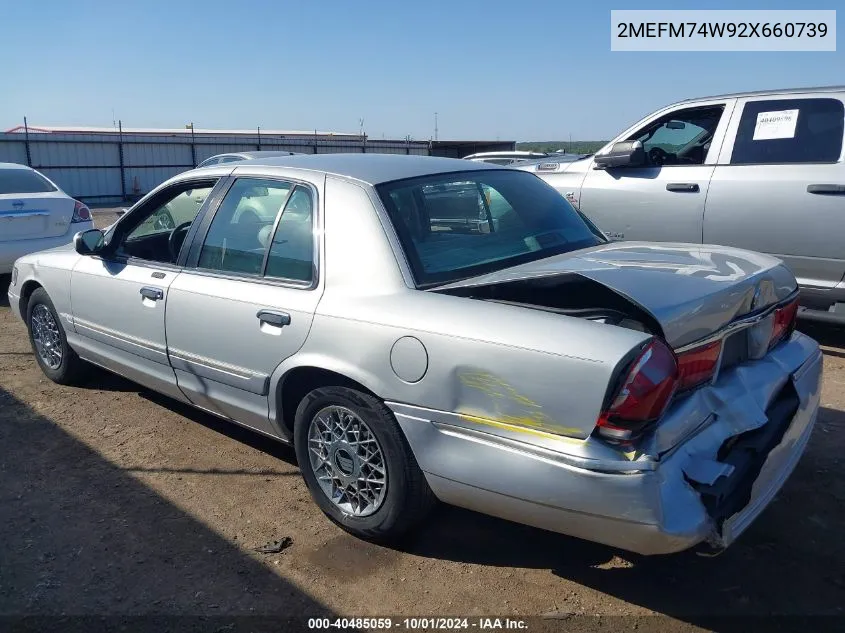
[628,105,725,167]
[0,168,57,194]
[377,170,603,286]
[113,180,218,264]
[730,98,844,165]
[198,178,311,277]
[127,187,214,241]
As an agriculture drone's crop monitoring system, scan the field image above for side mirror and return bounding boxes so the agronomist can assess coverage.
[74,229,105,255]
[593,140,645,169]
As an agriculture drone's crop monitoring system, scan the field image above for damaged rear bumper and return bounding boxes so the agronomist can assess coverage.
[390,332,822,555]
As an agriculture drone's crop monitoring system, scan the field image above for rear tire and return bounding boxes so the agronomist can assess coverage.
[26,288,90,385]
[293,385,436,542]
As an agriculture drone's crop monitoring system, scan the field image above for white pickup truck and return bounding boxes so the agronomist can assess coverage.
[518,85,845,324]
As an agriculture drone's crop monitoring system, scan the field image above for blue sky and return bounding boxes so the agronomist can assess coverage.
[4,0,842,141]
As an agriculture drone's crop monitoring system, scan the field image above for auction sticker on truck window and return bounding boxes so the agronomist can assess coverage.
[753,109,799,140]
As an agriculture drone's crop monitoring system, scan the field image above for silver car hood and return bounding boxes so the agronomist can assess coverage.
[437,242,798,348]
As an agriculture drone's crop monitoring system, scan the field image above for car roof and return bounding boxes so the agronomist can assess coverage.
[0,162,34,170]
[465,151,546,159]
[225,153,504,185]
[672,84,845,105]
[236,150,300,158]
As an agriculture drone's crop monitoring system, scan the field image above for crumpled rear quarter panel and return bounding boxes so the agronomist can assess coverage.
[390,332,821,555]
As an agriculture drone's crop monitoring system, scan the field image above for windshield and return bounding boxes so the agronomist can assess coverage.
[377,169,604,286]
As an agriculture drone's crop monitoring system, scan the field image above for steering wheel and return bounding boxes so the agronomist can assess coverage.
[648,147,669,166]
[168,221,193,262]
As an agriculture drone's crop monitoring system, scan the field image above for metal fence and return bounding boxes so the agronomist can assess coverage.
[0,128,439,204]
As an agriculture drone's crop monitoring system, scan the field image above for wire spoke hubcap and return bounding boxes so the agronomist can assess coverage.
[30,304,63,370]
[308,405,387,517]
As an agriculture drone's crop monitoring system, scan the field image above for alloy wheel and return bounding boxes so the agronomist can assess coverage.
[31,304,63,370]
[307,405,388,517]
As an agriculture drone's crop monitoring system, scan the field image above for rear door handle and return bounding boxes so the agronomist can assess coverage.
[140,286,164,301]
[807,184,845,195]
[666,183,699,193]
[257,310,291,327]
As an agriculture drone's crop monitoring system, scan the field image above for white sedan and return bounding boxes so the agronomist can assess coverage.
[1,163,94,274]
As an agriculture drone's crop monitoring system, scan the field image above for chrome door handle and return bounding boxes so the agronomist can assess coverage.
[807,184,845,195]
[257,310,291,327]
[140,286,164,301]
[666,183,699,193]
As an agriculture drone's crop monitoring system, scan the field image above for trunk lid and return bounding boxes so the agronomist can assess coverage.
[0,192,75,242]
[436,241,798,348]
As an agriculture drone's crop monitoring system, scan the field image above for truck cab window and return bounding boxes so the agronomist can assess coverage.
[629,105,725,167]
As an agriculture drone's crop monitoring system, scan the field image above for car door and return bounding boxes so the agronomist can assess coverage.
[69,177,223,401]
[577,99,735,243]
[165,173,322,436]
[704,93,845,308]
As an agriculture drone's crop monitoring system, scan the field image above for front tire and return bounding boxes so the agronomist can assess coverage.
[293,386,435,542]
[26,288,89,385]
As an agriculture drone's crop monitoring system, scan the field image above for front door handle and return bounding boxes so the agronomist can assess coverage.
[257,310,291,327]
[807,184,845,195]
[140,286,164,301]
[666,183,699,193]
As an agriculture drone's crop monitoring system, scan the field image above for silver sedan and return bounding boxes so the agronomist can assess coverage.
[7,154,822,555]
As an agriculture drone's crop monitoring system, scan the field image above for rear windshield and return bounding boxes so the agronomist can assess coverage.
[0,168,57,194]
[377,169,603,286]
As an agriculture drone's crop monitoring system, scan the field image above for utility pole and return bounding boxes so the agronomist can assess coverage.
[434,112,438,141]
[23,116,32,166]
[186,122,196,167]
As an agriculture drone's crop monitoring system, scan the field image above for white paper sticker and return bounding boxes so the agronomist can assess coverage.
[753,109,799,141]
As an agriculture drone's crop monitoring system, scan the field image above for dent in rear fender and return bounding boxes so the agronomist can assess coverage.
[281,290,651,444]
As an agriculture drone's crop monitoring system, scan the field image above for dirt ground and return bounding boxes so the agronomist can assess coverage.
[1,210,844,632]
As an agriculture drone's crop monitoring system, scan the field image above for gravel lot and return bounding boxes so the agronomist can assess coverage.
[1,210,844,631]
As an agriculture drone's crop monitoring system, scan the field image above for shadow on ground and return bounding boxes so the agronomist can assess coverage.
[0,274,9,308]
[0,386,336,631]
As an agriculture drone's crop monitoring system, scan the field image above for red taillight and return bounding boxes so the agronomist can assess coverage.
[72,200,91,223]
[596,339,679,441]
[769,299,798,350]
[676,340,722,392]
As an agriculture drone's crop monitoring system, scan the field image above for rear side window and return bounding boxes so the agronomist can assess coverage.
[198,178,294,275]
[264,186,315,283]
[730,98,844,165]
[0,168,57,194]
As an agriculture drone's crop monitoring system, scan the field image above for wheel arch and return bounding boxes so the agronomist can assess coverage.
[18,279,44,318]
[273,361,386,439]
